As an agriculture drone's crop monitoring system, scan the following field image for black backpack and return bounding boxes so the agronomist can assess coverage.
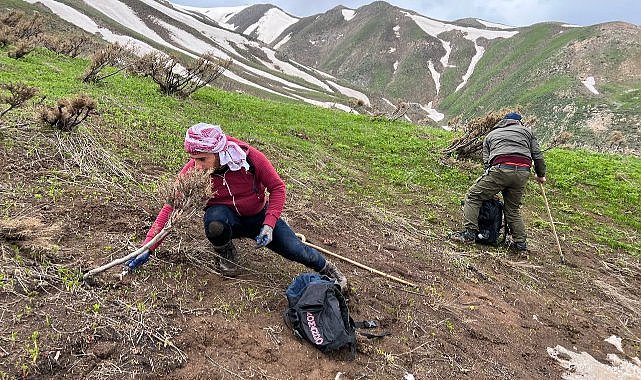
[476,198,504,245]
[284,273,357,354]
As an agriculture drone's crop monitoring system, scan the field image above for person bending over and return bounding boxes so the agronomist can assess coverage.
[128,123,347,290]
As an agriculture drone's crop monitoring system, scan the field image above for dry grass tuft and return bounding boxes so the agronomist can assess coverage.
[0,216,61,255]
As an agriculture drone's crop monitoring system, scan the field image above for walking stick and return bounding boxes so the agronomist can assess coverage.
[296,233,418,288]
[538,182,565,263]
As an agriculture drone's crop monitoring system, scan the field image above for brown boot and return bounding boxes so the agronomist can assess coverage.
[319,260,347,292]
[214,241,241,277]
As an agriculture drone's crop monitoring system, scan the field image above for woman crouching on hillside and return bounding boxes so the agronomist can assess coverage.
[127,123,347,291]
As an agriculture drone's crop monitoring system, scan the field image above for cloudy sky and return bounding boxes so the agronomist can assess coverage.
[171,0,641,27]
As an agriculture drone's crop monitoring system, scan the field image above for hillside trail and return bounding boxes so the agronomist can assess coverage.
[1,129,640,379]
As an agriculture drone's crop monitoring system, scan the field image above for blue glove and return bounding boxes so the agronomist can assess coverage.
[255,225,274,248]
[126,248,151,270]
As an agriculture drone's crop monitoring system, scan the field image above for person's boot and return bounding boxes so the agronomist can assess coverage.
[448,229,477,243]
[319,260,347,292]
[507,241,528,253]
[214,241,241,277]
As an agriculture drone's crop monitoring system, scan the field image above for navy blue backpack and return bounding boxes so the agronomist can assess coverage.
[284,273,356,354]
[476,198,504,245]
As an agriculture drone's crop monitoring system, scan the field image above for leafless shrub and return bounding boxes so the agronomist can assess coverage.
[38,95,97,132]
[443,107,520,158]
[131,51,231,98]
[7,39,36,59]
[0,25,12,47]
[607,130,626,150]
[0,10,45,40]
[389,102,410,121]
[0,10,23,26]
[83,169,213,280]
[348,97,365,110]
[371,102,413,121]
[0,82,38,117]
[543,131,573,152]
[40,33,91,58]
[81,42,131,83]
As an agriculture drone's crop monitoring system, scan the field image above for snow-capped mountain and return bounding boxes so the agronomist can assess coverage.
[17,0,641,149]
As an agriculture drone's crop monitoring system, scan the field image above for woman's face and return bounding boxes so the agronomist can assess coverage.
[189,152,220,170]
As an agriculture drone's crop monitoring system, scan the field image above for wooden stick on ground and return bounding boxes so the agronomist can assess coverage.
[82,226,171,280]
[539,182,565,264]
[295,233,418,288]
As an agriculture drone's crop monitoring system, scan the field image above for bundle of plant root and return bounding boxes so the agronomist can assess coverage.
[83,168,213,279]
[443,108,519,158]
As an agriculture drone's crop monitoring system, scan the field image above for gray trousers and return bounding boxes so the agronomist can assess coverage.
[463,166,531,243]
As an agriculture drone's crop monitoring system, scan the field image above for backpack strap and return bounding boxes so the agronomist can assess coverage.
[358,331,391,339]
[353,320,378,329]
[352,319,390,339]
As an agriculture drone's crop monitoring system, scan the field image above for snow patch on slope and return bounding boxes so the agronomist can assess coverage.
[243,8,298,44]
[440,40,455,67]
[175,5,248,29]
[428,61,440,94]
[273,33,292,49]
[327,81,370,106]
[259,47,333,92]
[342,9,356,22]
[456,41,484,91]
[419,102,444,122]
[475,19,515,29]
[393,25,401,38]
[84,0,176,51]
[152,16,226,58]
[405,12,517,91]
[405,13,518,41]
[581,76,599,95]
[23,0,157,55]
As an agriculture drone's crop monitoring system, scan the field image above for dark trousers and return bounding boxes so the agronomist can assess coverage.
[463,166,530,243]
[203,205,326,271]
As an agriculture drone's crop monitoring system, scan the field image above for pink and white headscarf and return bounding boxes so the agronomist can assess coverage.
[184,123,249,171]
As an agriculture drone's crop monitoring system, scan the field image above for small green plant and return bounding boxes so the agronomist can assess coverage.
[18,360,29,378]
[241,287,259,302]
[376,348,395,364]
[445,319,455,333]
[27,330,39,364]
[91,303,100,315]
[56,266,81,291]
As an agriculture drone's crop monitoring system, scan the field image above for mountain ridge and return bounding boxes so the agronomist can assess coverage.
[11,0,641,152]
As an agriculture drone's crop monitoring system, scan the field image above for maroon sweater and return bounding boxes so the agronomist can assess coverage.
[143,137,286,250]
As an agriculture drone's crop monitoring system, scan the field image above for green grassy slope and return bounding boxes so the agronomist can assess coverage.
[439,23,641,146]
[440,24,593,115]
[1,47,640,256]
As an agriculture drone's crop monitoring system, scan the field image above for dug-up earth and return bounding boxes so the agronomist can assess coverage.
[1,124,640,380]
